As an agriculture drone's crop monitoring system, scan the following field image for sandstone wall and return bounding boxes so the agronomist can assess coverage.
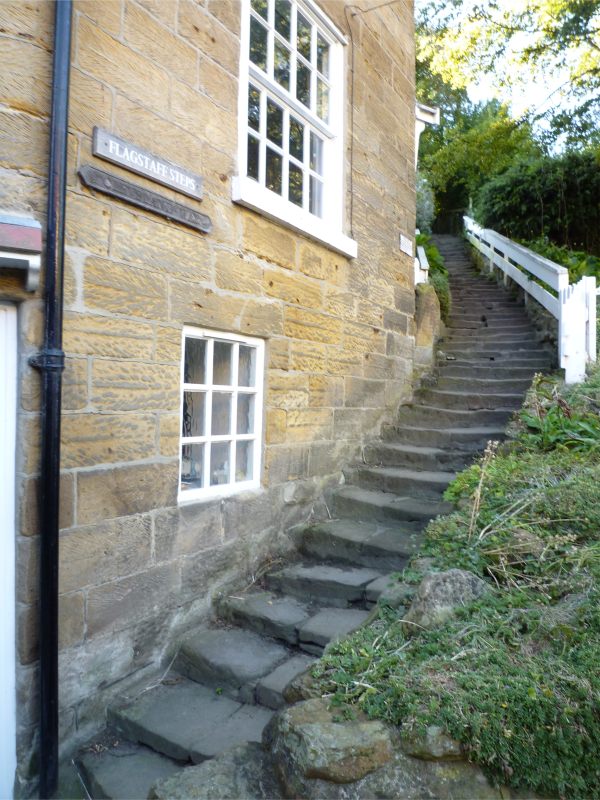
[0,0,416,787]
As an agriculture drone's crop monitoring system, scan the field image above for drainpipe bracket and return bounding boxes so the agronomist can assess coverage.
[29,349,65,372]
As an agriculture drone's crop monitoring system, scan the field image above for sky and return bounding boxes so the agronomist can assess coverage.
[467,69,568,120]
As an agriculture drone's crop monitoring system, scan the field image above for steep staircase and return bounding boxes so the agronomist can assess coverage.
[74,236,553,798]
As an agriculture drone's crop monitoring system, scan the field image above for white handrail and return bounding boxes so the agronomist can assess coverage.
[464,215,596,384]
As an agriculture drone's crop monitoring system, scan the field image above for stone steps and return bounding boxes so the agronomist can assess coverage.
[397,403,520,426]
[175,626,291,700]
[347,465,456,498]
[436,376,533,393]
[379,422,506,448]
[332,484,453,523]
[443,348,551,361]
[441,355,552,369]
[77,741,184,800]
[417,388,524,410]
[217,591,315,645]
[109,678,273,763]
[363,440,472,471]
[442,336,548,350]
[266,563,383,608]
[438,364,540,379]
[448,320,533,331]
[294,518,422,571]
[75,234,550,798]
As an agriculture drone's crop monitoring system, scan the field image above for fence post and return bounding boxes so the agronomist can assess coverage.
[585,275,597,363]
[559,277,588,384]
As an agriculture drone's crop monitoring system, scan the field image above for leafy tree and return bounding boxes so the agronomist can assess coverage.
[422,100,541,199]
[416,0,600,141]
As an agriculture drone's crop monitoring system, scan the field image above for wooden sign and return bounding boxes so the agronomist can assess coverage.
[78,165,212,234]
[92,127,203,201]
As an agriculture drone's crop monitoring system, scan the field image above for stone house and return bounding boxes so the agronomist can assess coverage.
[0,0,420,794]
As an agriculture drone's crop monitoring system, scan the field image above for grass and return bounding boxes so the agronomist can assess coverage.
[312,368,600,799]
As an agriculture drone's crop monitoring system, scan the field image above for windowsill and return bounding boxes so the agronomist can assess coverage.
[178,478,262,505]
[232,176,357,259]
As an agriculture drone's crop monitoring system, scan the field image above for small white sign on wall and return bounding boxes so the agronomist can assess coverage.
[400,233,414,256]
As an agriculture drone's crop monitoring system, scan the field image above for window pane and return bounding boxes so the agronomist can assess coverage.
[289,163,303,207]
[266,99,283,146]
[317,34,329,76]
[238,345,256,387]
[296,61,310,106]
[182,391,205,437]
[184,337,206,384]
[275,0,291,40]
[212,392,232,435]
[236,440,254,482]
[237,394,255,434]
[317,79,329,122]
[249,16,268,70]
[210,442,230,486]
[181,443,204,490]
[310,132,323,174]
[289,116,304,161]
[297,13,311,60]
[274,41,291,90]
[266,147,282,194]
[251,0,268,20]
[310,176,323,217]
[248,84,260,131]
[247,135,259,181]
[213,341,233,385]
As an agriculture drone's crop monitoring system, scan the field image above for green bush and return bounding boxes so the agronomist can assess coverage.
[521,237,600,284]
[312,370,600,799]
[475,151,600,256]
[416,233,451,323]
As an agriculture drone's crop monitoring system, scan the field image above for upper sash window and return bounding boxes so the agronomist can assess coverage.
[233,0,357,258]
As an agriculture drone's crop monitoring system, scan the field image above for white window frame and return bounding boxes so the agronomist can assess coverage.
[233,0,357,259]
[178,326,265,504]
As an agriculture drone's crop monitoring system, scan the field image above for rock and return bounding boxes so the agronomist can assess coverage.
[264,698,394,794]
[270,748,504,799]
[416,284,441,346]
[403,569,489,632]
[282,666,322,704]
[149,742,280,800]
[399,724,463,760]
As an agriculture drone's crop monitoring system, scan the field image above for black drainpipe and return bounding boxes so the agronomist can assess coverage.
[29,1,72,796]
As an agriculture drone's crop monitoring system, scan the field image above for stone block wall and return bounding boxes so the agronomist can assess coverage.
[0,0,416,788]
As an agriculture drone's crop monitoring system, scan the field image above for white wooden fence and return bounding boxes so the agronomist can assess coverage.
[464,216,597,384]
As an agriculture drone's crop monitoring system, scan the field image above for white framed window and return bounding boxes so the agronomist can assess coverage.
[179,327,265,503]
[233,0,357,259]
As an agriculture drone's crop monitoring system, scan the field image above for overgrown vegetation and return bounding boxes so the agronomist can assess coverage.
[475,151,600,256]
[313,369,600,799]
[416,233,451,324]
[523,237,600,284]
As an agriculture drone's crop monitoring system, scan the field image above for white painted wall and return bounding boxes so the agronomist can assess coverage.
[0,304,17,800]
